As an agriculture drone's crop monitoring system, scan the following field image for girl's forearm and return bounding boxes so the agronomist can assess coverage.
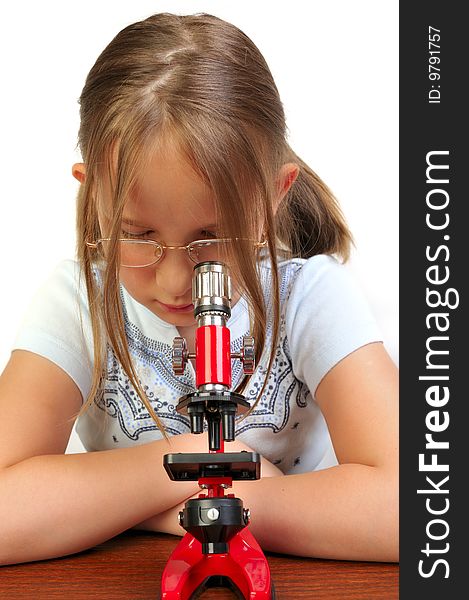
[238,463,398,562]
[0,434,208,566]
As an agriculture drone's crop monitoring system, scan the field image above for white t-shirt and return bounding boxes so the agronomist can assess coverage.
[13,254,382,474]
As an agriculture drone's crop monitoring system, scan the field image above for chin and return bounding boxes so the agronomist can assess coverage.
[171,314,196,326]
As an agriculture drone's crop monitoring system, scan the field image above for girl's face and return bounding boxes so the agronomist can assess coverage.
[72,140,298,332]
[103,143,233,330]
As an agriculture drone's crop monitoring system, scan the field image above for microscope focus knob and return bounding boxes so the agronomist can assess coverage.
[241,336,255,374]
[172,337,188,375]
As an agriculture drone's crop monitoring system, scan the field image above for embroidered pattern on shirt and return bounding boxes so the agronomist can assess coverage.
[94,260,309,443]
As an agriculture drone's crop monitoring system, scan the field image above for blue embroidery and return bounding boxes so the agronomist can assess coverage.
[93,260,310,443]
[234,316,298,436]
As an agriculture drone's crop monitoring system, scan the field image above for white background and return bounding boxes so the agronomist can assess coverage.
[0,1,398,376]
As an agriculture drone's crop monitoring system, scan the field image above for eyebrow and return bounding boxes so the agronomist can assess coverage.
[121,217,151,228]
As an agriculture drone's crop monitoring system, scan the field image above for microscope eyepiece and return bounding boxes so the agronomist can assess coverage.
[192,261,231,319]
[172,259,253,447]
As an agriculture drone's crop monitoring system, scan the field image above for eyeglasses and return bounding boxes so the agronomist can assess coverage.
[86,237,267,268]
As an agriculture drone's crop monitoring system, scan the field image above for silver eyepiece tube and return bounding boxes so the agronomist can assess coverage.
[192,261,231,320]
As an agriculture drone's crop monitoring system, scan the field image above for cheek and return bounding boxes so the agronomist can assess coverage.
[119,267,153,296]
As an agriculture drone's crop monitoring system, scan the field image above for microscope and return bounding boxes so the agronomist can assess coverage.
[160,261,275,599]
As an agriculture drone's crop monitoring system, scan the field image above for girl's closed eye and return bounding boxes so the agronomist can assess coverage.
[121,230,154,239]
[200,230,219,239]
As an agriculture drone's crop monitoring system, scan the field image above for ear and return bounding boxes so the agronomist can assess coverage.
[275,162,299,212]
[72,163,86,183]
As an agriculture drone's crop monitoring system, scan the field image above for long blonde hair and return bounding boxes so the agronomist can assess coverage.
[75,13,352,430]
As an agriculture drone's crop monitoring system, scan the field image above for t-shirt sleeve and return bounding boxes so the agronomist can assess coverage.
[285,255,383,397]
[12,260,93,402]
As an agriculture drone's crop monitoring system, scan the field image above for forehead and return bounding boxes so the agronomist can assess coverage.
[130,143,214,218]
[103,139,218,230]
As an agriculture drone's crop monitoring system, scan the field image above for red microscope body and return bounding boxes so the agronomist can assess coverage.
[161,262,274,599]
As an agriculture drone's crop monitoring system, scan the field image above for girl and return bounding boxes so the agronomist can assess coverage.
[0,12,398,565]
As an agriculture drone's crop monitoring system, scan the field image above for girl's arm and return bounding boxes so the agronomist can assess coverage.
[142,343,398,563]
[243,342,398,562]
[0,350,253,566]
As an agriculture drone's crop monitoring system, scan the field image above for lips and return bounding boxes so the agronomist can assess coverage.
[157,301,194,313]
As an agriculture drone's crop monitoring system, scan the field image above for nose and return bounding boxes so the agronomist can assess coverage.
[154,248,193,300]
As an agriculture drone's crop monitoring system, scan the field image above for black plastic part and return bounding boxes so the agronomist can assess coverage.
[194,303,231,319]
[187,402,205,434]
[190,413,204,434]
[208,413,221,451]
[177,391,251,450]
[176,391,251,415]
[182,497,245,555]
[202,542,228,554]
[222,405,236,441]
[163,451,261,481]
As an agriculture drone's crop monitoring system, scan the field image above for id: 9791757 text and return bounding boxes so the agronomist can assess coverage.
[428,26,441,104]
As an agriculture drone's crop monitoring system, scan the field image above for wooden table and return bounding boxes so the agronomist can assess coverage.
[0,531,398,599]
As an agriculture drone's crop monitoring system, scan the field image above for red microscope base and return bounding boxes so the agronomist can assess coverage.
[161,528,273,599]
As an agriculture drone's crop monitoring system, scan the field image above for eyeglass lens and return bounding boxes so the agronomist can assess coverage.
[97,239,231,267]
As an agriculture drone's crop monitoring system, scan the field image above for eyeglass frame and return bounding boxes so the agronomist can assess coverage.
[85,237,268,268]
